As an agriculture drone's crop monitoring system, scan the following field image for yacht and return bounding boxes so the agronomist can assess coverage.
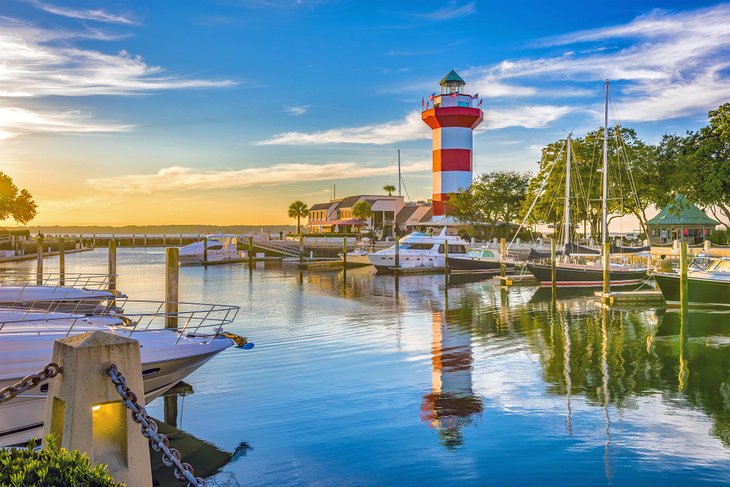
[447,246,517,273]
[654,257,730,309]
[179,234,243,265]
[339,238,374,267]
[0,305,248,446]
[367,229,468,272]
[0,286,123,314]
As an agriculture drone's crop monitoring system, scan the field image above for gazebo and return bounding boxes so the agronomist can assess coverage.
[646,195,720,245]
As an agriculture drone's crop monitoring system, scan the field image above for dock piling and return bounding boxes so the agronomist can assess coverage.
[58,237,65,286]
[550,239,557,291]
[248,235,254,266]
[36,236,44,285]
[203,236,208,266]
[444,239,449,278]
[108,239,117,292]
[165,247,179,329]
[395,236,400,274]
[680,241,689,309]
[299,235,304,265]
[602,242,611,295]
[500,237,507,279]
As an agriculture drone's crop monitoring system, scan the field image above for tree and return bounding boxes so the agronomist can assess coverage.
[352,200,372,234]
[449,170,530,238]
[288,200,309,234]
[383,184,396,196]
[0,172,37,224]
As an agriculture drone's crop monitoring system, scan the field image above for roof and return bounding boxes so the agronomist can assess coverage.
[396,205,419,224]
[309,203,332,211]
[336,195,362,209]
[646,195,720,226]
[439,69,465,86]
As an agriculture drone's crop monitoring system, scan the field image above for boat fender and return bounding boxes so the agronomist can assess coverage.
[223,332,254,349]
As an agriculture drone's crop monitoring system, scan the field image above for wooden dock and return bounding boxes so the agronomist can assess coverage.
[0,246,93,264]
[595,290,665,305]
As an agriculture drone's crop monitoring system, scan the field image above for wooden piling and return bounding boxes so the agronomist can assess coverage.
[58,237,65,286]
[165,247,179,329]
[680,241,689,309]
[500,237,507,279]
[203,236,208,265]
[248,235,254,266]
[550,239,557,291]
[342,238,348,268]
[299,235,304,265]
[108,239,117,292]
[395,236,400,273]
[602,242,611,295]
[443,239,449,277]
[36,236,44,285]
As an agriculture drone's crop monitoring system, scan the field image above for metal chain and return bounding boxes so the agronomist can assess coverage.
[0,363,60,404]
[107,364,206,487]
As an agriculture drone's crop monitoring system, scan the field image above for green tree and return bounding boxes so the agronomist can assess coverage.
[383,184,396,196]
[352,200,372,234]
[288,200,309,234]
[0,172,37,224]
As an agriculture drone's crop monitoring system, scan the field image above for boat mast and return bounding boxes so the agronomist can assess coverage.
[602,80,609,247]
[397,149,402,197]
[564,133,572,251]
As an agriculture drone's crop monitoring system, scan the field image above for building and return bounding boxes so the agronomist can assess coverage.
[307,195,407,235]
[422,70,483,219]
[646,195,720,244]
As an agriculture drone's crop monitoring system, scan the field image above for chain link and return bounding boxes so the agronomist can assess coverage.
[0,363,60,404]
[107,363,206,487]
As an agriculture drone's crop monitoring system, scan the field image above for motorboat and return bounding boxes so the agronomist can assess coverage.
[654,257,730,309]
[367,229,468,272]
[179,234,244,265]
[0,303,248,446]
[339,238,374,267]
[447,247,517,273]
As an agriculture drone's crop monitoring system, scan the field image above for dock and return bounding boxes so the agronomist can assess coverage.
[595,290,665,305]
[0,246,93,264]
[494,274,539,286]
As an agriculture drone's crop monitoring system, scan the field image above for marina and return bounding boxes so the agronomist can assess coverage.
[2,247,730,485]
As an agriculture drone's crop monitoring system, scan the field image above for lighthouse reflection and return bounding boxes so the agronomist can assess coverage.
[421,310,483,449]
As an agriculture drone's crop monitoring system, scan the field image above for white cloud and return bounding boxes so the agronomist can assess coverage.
[86,161,431,193]
[421,1,476,21]
[484,105,572,129]
[283,105,309,116]
[258,111,430,145]
[0,107,132,140]
[27,0,137,25]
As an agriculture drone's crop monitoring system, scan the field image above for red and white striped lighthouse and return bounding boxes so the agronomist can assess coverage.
[422,70,483,219]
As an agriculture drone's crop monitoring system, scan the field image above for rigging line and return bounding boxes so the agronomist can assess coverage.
[570,87,604,134]
[400,176,411,202]
[508,141,566,250]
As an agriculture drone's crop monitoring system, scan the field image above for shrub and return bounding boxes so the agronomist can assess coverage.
[0,436,123,487]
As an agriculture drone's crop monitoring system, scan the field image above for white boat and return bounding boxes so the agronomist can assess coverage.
[339,238,374,267]
[0,286,123,314]
[179,234,244,265]
[367,229,468,272]
[0,304,246,446]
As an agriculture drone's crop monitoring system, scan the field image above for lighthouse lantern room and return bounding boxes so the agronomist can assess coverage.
[422,70,483,219]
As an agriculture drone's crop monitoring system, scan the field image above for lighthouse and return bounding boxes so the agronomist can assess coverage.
[422,70,483,219]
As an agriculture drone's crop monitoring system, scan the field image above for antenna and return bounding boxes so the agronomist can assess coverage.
[397,149,402,197]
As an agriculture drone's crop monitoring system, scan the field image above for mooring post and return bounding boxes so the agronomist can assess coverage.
[342,237,348,269]
[395,235,400,274]
[248,235,254,266]
[443,239,449,277]
[42,331,153,487]
[166,247,179,329]
[299,235,304,265]
[550,238,557,291]
[500,237,507,279]
[108,239,117,292]
[203,236,208,266]
[602,242,611,296]
[58,237,65,287]
[680,241,689,309]
[36,236,44,285]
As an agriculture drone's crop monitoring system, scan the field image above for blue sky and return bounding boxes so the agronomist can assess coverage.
[1,0,728,224]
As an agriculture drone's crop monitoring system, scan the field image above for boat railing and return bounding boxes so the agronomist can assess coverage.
[0,272,116,290]
[0,300,240,340]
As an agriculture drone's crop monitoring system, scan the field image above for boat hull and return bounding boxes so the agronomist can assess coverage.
[447,257,516,272]
[527,263,647,288]
[368,253,443,272]
[653,273,730,309]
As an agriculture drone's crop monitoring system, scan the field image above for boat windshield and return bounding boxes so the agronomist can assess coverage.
[707,259,730,272]
[465,250,481,257]
[399,243,435,250]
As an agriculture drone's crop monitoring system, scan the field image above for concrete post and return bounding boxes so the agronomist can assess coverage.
[42,331,152,487]
[36,236,44,286]
[165,248,179,329]
[59,237,65,287]
[108,240,117,292]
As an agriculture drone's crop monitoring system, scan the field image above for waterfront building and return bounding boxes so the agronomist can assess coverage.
[646,195,720,245]
[422,70,483,219]
[307,195,407,235]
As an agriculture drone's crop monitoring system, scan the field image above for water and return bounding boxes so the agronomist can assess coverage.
[5,248,730,486]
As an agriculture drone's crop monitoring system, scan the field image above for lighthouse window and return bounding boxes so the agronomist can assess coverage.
[458,101,470,107]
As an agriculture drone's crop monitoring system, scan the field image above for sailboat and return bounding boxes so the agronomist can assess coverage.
[526,81,648,288]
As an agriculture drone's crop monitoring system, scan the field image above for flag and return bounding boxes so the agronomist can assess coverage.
[478,98,483,107]
[472,93,479,99]
[450,91,457,98]
[421,97,425,108]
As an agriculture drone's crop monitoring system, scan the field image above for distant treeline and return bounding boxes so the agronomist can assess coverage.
[4,225,297,235]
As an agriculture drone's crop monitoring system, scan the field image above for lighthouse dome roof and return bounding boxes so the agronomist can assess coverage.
[439,69,465,86]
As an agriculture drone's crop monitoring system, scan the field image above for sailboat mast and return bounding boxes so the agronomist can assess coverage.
[602,80,609,246]
[564,133,572,249]
[397,149,402,197]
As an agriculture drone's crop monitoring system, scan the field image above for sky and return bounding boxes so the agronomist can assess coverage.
[1,0,728,226]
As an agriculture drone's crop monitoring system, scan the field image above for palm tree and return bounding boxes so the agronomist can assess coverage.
[352,201,372,234]
[383,184,396,196]
[288,200,309,234]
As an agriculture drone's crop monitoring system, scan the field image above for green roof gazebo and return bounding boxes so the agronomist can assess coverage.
[646,195,720,245]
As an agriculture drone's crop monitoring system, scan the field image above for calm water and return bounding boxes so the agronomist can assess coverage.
[5,248,730,486]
